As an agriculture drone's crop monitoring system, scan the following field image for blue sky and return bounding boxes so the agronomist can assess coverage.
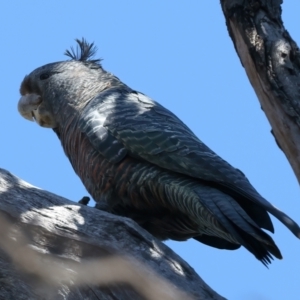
[1,1,300,299]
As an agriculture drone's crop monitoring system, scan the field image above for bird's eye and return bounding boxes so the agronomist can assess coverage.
[39,73,50,80]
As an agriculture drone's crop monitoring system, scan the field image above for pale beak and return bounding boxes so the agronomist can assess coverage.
[18,93,42,121]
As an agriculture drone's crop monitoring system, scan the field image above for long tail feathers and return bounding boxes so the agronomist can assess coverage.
[194,187,282,266]
[225,183,300,239]
[257,198,300,239]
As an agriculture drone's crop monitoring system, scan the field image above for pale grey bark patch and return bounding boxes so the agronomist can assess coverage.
[0,168,225,300]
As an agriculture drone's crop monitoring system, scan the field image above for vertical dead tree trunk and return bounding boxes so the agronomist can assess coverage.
[220,0,300,183]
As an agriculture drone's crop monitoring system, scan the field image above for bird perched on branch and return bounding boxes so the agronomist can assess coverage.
[18,38,300,265]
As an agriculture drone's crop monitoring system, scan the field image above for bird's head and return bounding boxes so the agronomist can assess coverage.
[18,38,112,128]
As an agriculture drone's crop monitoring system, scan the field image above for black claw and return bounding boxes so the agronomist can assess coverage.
[78,196,90,205]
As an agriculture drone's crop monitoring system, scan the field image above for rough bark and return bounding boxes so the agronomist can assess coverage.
[0,168,225,300]
[220,0,300,183]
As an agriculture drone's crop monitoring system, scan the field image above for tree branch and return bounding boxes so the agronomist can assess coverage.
[220,0,300,183]
[0,168,225,300]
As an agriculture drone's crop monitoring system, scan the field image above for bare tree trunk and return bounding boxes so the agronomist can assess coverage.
[0,168,225,300]
[220,0,300,183]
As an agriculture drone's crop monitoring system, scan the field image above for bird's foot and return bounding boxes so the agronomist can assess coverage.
[78,196,90,205]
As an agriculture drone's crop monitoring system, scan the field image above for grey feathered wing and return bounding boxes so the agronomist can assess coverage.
[78,88,300,241]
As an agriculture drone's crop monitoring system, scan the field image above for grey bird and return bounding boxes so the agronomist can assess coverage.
[18,38,300,266]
